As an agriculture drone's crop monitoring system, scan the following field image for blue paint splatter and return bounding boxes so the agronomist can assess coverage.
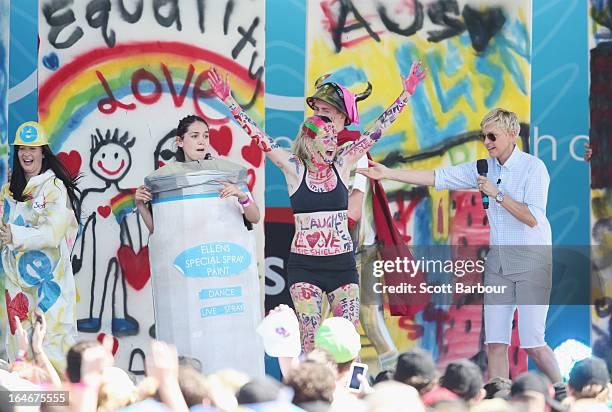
[17,250,60,311]
[13,215,25,226]
[413,197,432,246]
[324,66,368,88]
[496,39,527,95]
[505,19,531,61]
[443,41,464,76]
[42,52,59,71]
[424,50,476,113]
[3,199,10,224]
[359,106,384,129]
[476,58,504,107]
[18,250,52,284]
[396,43,468,148]
[369,132,406,156]
[38,282,61,312]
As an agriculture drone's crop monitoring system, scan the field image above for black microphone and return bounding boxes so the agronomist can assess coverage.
[476,159,489,209]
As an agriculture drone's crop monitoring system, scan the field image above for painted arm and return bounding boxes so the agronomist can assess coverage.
[207,68,294,175]
[148,341,189,412]
[338,61,427,166]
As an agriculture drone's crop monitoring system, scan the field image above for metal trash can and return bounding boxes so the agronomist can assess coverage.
[145,159,264,377]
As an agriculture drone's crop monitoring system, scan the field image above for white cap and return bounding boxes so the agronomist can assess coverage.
[256,308,301,358]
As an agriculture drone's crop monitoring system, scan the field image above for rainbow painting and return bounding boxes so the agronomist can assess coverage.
[38,41,264,151]
[110,189,136,224]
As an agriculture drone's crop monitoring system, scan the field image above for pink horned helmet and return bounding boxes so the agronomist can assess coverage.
[306,74,372,126]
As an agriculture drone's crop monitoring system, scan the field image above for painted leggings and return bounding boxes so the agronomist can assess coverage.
[289,282,360,353]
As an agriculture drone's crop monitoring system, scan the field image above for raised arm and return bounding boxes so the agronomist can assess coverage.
[207,68,294,174]
[338,61,426,166]
[30,311,63,388]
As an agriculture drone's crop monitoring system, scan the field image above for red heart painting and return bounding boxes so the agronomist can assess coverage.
[247,169,256,192]
[58,151,82,179]
[209,126,232,156]
[306,232,321,248]
[241,140,263,167]
[97,206,111,218]
[97,333,119,356]
[6,290,29,335]
[117,245,151,291]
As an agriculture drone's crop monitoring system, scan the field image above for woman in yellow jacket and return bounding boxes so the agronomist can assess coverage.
[0,121,80,371]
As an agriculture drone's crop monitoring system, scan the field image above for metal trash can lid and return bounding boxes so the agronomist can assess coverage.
[145,158,248,194]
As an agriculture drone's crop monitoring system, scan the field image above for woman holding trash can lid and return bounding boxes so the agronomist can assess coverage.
[135,115,260,234]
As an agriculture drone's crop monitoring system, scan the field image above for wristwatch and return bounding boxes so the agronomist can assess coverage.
[495,191,505,203]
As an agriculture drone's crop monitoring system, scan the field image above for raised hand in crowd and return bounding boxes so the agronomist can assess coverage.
[146,340,189,412]
[263,304,301,377]
[68,343,110,412]
[31,311,62,388]
[13,313,62,388]
[14,316,29,356]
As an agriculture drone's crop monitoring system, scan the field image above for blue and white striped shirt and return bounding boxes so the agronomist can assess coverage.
[434,146,552,274]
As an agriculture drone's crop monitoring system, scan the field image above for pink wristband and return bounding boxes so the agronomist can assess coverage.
[239,196,252,206]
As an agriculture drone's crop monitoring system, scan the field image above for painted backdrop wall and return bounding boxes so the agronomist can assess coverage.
[264,0,592,374]
[4,0,594,373]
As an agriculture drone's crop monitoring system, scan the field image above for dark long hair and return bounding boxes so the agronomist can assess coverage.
[175,115,209,162]
[10,145,81,220]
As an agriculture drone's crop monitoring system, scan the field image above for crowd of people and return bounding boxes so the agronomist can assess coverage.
[0,305,610,411]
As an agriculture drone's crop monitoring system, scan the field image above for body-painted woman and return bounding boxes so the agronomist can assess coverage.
[208,62,426,351]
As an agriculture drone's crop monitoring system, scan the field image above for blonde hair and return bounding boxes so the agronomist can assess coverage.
[480,108,521,137]
[292,115,336,163]
[292,127,312,163]
[97,367,137,412]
